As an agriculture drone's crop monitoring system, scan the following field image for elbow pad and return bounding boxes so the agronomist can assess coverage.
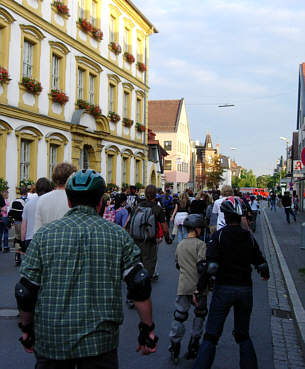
[125,264,151,302]
[207,262,219,275]
[15,277,39,312]
[196,260,207,274]
[257,263,270,279]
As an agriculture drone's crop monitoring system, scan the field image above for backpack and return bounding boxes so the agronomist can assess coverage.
[129,206,156,241]
[103,205,116,223]
[8,198,26,222]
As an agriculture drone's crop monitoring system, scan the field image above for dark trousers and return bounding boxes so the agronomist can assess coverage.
[284,207,296,223]
[136,239,157,278]
[192,285,257,369]
[0,216,8,249]
[35,349,118,369]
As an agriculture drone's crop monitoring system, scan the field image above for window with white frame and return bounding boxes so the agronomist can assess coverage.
[49,144,58,178]
[109,84,114,112]
[136,99,141,122]
[122,157,127,184]
[123,91,128,118]
[89,74,95,104]
[20,139,30,180]
[135,160,140,183]
[51,54,60,90]
[90,0,97,26]
[23,40,33,78]
[107,154,113,182]
[77,68,84,100]
[79,0,86,19]
[80,145,90,170]
[109,16,115,43]
[123,28,129,53]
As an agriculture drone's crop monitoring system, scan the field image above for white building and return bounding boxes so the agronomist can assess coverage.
[0,0,158,200]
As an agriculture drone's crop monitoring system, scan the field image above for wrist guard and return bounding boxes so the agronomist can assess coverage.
[18,322,35,349]
[138,322,159,349]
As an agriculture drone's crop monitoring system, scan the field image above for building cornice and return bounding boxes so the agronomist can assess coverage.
[2,0,149,91]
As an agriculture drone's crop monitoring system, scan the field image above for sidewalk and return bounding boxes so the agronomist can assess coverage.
[264,206,305,311]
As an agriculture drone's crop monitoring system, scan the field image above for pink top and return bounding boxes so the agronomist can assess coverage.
[1,199,9,217]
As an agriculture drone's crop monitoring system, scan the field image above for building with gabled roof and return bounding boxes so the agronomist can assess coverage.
[148,98,191,192]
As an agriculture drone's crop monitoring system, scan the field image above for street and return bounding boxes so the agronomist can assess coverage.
[0,207,304,369]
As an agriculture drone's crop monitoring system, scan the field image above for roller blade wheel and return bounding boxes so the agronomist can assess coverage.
[126,299,135,309]
[186,336,200,360]
[169,342,180,365]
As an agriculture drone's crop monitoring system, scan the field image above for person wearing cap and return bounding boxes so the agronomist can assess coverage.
[15,169,158,368]
[192,196,270,369]
[168,214,208,364]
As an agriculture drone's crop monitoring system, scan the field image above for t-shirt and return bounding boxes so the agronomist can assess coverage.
[22,196,39,240]
[212,197,227,230]
[115,207,129,227]
[34,190,69,233]
[176,237,206,295]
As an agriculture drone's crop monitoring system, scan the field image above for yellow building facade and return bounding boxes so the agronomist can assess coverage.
[0,0,158,197]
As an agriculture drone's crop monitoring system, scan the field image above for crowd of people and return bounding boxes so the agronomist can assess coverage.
[0,164,278,368]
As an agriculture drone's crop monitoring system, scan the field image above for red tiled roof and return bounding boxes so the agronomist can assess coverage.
[148,99,182,132]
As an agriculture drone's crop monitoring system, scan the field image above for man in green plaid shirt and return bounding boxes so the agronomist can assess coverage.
[16,170,158,369]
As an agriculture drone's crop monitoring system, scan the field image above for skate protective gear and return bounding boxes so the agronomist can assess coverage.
[138,322,158,349]
[15,277,39,312]
[125,263,151,301]
[207,262,219,275]
[18,322,35,349]
[174,309,188,323]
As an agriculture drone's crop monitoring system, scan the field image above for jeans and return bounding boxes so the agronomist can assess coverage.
[270,200,276,211]
[192,285,258,369]
[284,207,296,223]
[0,216,8,249]
[177,225,188,243]
[35,349,118,369]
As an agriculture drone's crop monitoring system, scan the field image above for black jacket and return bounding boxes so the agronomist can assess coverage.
[205,225,267,286]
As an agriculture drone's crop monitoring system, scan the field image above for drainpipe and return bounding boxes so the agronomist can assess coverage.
[143,33,148,185]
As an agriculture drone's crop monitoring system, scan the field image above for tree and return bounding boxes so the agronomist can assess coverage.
[206,155,224,189]
[232,169,257,189]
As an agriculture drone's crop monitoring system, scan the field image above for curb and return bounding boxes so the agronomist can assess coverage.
[263,208,305,354]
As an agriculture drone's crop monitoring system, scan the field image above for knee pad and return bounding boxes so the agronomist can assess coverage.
[204,332,219,345]
[232,330,250,343]
[194,306,208,319]
[174,309,188,323]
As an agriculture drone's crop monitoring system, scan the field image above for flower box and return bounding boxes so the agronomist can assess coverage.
[137,62,147,72]
[51,89,69,105]
[123,117,134,127]
[78,18,93,33]
[53,1,70,16]
[124,52,135,64]
[22,77,42,94]
[136,122,145,132]
[108,111,121,123]
[0,67,10,84]
[77,99,102,118]
[92,27,103,41]
[109,42,122,55]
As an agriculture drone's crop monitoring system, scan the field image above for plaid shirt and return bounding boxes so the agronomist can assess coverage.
[20,206,141,360]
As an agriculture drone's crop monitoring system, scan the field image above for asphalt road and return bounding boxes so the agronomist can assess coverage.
[0,214,274,369]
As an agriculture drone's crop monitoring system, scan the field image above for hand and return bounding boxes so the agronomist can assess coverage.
[21,333,34,353]
[170,217,174,222]
[192,290,199,306]
[136,331,158,355]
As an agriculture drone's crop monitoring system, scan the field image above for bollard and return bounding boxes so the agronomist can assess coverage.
[301,223,305,250]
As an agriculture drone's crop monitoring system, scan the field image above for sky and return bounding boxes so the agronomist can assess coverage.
[132,0,305,176]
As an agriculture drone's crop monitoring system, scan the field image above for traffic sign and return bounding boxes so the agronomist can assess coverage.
[301,148,305,166]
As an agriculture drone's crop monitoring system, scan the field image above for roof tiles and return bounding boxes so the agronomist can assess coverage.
[148,99,182,132]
